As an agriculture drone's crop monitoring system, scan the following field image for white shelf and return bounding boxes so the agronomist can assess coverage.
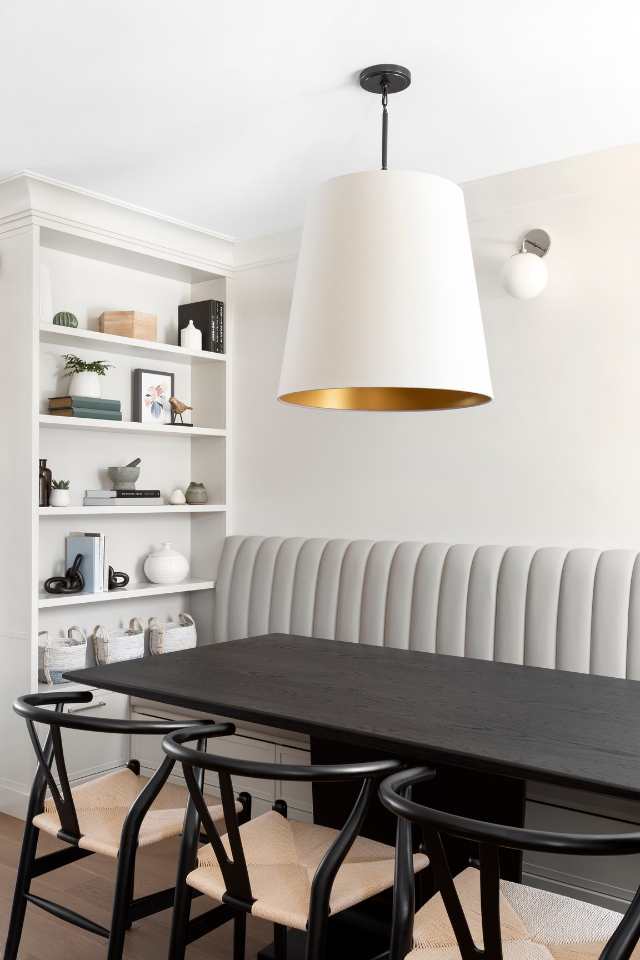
[40,323,226,366]
[39,414,226,438]
[39,504,226,517]
[38,680,98,695]
[38,578,215,608]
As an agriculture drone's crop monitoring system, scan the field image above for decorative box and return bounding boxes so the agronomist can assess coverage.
[98,311,157,341]
[148,613,197,655]
[93,618,145,665]
[38,627,87,685]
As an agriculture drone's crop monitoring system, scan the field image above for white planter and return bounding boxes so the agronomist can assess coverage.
[50,488,71,507]
[69,371,101,399]
[144,541,189,584]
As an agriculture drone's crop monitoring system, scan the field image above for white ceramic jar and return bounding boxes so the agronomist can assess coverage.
[181,320,202,351]
[143,541,189,584]
[69,370,101,398]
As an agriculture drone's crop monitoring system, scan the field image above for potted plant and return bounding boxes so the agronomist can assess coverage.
[62,354,113,399]
[50,479,71,507]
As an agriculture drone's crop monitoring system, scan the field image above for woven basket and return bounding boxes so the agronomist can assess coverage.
[38,627,87,685]
[148,613,197,655]
[93,618,144,665]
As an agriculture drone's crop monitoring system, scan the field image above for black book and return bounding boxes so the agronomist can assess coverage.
[178,299,224,354]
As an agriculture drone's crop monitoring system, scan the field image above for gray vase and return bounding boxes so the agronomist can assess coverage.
[185,481,208,505]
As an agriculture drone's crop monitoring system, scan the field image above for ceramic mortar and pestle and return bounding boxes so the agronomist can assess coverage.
[108,457,141,491]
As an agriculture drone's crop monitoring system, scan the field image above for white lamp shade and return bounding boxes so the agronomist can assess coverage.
[278,170,493,411]
[502,251,548,300]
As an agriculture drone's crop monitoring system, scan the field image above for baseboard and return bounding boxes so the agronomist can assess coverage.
[0,777,28,820]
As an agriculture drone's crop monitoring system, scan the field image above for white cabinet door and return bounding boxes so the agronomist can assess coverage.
[276,746,313,814]
[61,691,129,782]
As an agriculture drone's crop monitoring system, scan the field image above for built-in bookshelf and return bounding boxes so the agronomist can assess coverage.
[0,174,235,802]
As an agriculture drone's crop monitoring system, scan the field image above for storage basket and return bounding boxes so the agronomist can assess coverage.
[93,618,144,665]
[148,613,197,655]
[38,627,88,685]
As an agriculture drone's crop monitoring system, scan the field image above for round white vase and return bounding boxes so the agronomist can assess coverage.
[169,488,187,505]
[49,488,71,507]
[69,371,101,399]
[144,541,189,584]
[181,320,202,351]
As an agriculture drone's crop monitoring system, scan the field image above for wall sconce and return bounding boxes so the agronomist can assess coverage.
[502,229,551,300]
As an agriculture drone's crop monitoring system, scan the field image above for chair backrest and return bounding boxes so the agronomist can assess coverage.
[163,723,401,910]
[380,767,640,960]
[214,537,640,680]
[14,691,218,843]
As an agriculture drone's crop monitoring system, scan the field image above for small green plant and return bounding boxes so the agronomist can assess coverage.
[62,354,113,376]
[51,479,70,489]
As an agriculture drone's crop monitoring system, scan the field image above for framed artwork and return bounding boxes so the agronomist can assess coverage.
[132,369,175,424]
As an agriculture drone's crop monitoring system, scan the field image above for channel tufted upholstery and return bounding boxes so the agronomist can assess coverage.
[214,537,640,679]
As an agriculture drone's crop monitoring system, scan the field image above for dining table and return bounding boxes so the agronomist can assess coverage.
[66,633,640,959]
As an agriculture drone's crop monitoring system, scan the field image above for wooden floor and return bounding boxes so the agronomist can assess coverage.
[0,813,272,959]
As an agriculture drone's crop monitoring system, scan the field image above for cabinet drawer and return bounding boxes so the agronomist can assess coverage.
[62,691,129,781]
[277,746,313,813]
[131,717,276,803]
[524,800,640,908]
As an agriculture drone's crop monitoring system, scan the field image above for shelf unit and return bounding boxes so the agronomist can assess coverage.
[39,414,226,438]
[40,322,227,365]
[39,504,226,516]
[0,174,236,804]
[38,578,216,608]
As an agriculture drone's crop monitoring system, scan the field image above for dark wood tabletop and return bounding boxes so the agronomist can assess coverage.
[66,634,640,799]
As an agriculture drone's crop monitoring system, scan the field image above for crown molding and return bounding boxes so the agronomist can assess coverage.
[0,170,239,244]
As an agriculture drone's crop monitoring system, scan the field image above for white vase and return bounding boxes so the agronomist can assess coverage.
[69,371,101,399]
[49,488,71,507]
[144,541,189,584]
[169,488,187,505]
[181,320,202,351]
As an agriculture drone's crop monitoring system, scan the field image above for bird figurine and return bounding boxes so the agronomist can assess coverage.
[169,397,193,426]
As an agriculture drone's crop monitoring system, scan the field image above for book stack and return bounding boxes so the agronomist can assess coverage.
[83,489,163,507]
[48,396,122,421]
[178,299,224,354]
[66,532,108,593]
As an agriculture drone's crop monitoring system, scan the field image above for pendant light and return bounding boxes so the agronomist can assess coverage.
[278,64,493,411]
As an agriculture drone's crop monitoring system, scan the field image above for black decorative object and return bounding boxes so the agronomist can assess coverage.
[178,299,224,354]
[39,458,52,507]
[44,554,84,595]
[108,566,130,590]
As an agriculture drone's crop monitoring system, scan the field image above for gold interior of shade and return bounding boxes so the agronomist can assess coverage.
[278,387,492,412]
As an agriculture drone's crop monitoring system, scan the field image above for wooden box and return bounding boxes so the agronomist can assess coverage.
[98,310,157,341]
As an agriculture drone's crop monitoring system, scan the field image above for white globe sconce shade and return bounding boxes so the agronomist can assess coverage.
[501,229,551,300]
[277,170,493,411]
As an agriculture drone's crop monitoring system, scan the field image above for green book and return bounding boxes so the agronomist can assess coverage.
[49,395,121,411]
[49,408,123,421]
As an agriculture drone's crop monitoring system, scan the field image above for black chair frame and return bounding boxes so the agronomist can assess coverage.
[380,766,640,960]
[5,691,251,960]
[162,722,403,960]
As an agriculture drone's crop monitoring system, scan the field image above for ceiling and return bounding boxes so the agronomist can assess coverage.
[1,0,638,240]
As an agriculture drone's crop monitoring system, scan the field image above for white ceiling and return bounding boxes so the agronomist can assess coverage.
[1,0,638,240]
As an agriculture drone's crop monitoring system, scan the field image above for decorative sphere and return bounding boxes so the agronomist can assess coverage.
[501,252,548,300]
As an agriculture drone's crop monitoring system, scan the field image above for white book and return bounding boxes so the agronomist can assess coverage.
[85,490,116,498]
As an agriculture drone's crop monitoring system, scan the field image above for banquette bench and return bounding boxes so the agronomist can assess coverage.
[130,536,640,910]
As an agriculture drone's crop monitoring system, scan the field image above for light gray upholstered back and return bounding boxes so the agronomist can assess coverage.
[214,537,640,680]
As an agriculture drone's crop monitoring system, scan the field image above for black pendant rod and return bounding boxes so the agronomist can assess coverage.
[359,63,411,172]
[381,82,389,171]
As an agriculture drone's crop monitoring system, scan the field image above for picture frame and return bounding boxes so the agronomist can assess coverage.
[132,368,175,425]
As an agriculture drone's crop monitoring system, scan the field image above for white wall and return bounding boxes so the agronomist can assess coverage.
[232,146,640,549]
